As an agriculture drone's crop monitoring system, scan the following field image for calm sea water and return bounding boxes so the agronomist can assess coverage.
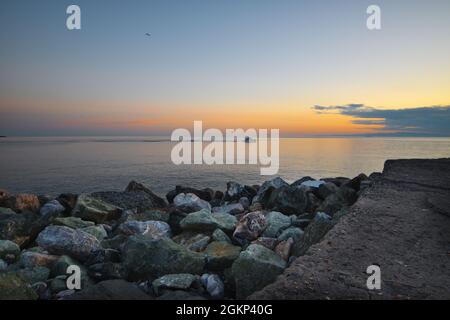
[1,136,449,196]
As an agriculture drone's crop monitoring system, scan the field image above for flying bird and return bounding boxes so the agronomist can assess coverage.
[145,33,151,37]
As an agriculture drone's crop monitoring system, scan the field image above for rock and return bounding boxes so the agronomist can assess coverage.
[224,181,245,201]
[342,173,368,191]
[84,248,121,266]
[0,193,40,213]
[91,190,165,214]
[0,207,16,215]
[300,180,325,188]
[118,220,171,239]
[152,273,198,296]
[201,273,224,299]
[88,262,126,281]
[56,193,78,213]
[50,255,91,288]
[53,216,95,229]
[0,211,40,247]
[72,195,122,224]
[253,177,289,205]
[36,226,101,262]
[251,237,278,250]
[291,217,312,229]
[248,202,263,212]
[211,229,231,243]
[125,208,170,223]
[266,185,309,215]
[321,177,350,187]
[239,197,250,210]
[274,238,294,261]
[316,182,339,200]
[123,236,206,281]
[125,181,168,207]
[0,272,38,300]
[19,251,59,268]
[336,186,358,205]
[180,209,237,232]
[174,193,211,213]
[16,266,50,285]
[167,208,188,234]
[262,211,291,238]
[278,227,304,242]
[166,186,214,203]
[305,192,321,213]
[212,203,244,215]
[291,212,334,257]
[39,200,65,218]
[55,289,76,300]
[0,239,20,262]
[81,225,108,240]
[0,259,7,272]
[172,232,211,252]
[231,244,286,299]
[68,279,152,300]
[317,187,356,216]
[290,176,315,187]
[50,276,68,294]
[101,234,128,251]
[0,189,10,202]
[205,241,241,270]
[233,211,267,244]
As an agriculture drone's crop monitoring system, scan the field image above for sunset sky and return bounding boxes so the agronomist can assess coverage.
[1,0,449,136]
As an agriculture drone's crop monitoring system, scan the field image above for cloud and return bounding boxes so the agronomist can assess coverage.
[312,104,450,136]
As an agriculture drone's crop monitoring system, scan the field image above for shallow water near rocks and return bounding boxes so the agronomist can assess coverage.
[1,136,449,195]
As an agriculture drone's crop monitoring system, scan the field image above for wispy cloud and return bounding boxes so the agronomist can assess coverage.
[312,104,450,136]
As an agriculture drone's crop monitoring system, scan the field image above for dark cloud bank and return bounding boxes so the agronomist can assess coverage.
[313,104,450,136]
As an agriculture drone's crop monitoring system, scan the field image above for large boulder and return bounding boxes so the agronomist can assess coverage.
[231,244,286,299]
[36,226,101,262]
[172,232,211,252]
[124,208,170,223]
[173,193,211,213]
[262,211,291,238]
[117,220,171,239]
[179,209,237,232]
[123,236,206,281]
[91,183,167,214]
[266,185,308,215]
[253,177,288,205]
[233,211,267,244]
[72,195,122,224]
[166,186,214,203]
[205,241,241,271]
[0,273,38,300]
[19,251,59,268]
[0,193,40,213]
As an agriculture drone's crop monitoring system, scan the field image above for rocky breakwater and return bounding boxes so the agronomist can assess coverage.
[0,174,372,300]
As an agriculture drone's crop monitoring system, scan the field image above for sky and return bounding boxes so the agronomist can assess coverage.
[0,0,449,136]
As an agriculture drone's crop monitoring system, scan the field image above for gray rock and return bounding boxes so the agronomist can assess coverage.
[262,211,291,238]
[72,194,122,224]
[180,209,237,232]
[251,237,278,250]
[266,185,309,215]
[174,193,211,213]
[212,203,244,215]
[166,186,214,203]
[278,226,304,242]
[67,279,152,300]
[0,259,7,272]
[201,273,224,299]
[316,182,339,200]
[172,232,211,252]
[231,244,286,299]
[0,211,40,247]
[19,251,59,268]
[211,229,231,244]
[253,177,289,205]
[0,193,40,213]
[118,220,171,239]
[16,266,50,285]
[152,273,198,296]
[239,197,250,210]
[125,208,170,223]
[300,180,325,188]
[0,239,20,262]
[36,225,101,262]
[274,238,294,261]
[290,176,315,187]
[39,200,65,218]
[123,236,206,281]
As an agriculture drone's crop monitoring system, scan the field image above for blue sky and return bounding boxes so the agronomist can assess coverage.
[1,0,450,136]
